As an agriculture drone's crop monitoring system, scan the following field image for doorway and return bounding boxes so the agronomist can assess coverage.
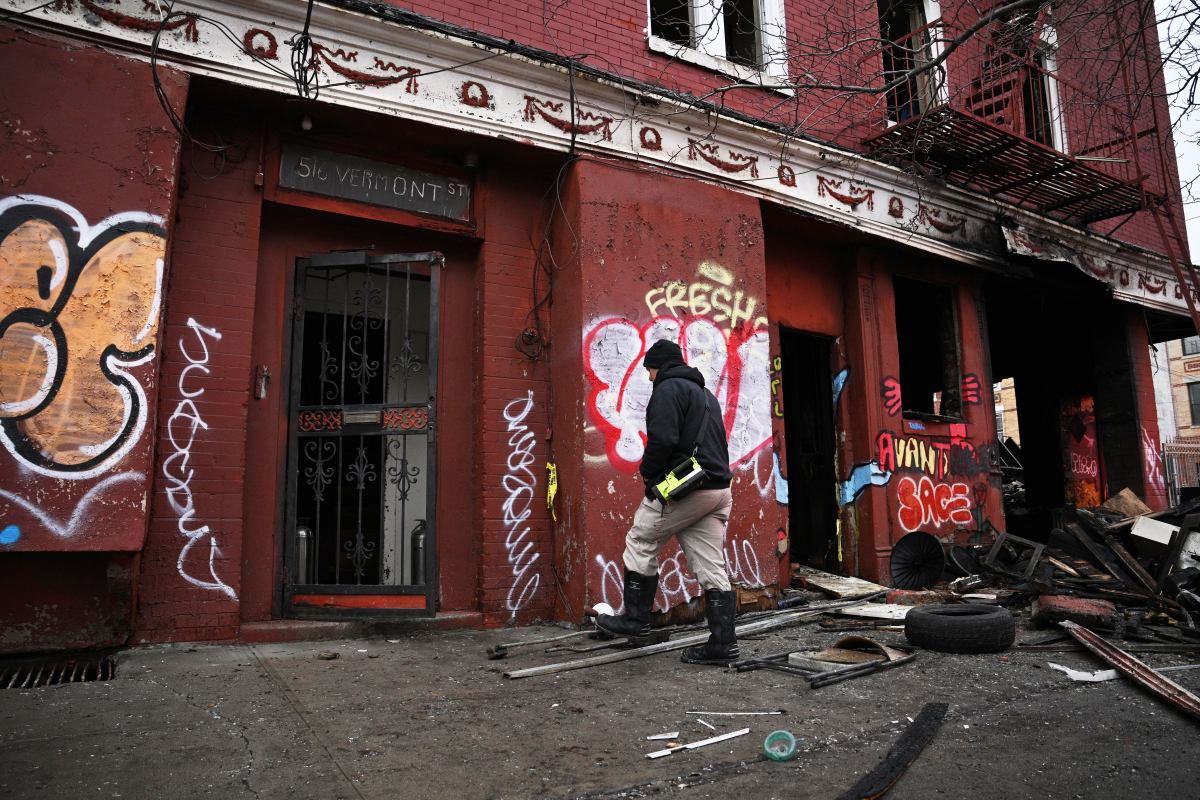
[283,251,440,611]
[778,328,839,569]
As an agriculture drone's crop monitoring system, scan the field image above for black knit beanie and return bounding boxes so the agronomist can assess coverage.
[643,339,683,370]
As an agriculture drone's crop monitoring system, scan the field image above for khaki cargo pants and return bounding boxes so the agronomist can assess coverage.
[623,487,733,592]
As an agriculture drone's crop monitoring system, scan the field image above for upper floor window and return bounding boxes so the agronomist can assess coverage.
[648,0,788,83]
[878,0,945,123]
[1184,336,1200,356]
[1017,19,1067,150]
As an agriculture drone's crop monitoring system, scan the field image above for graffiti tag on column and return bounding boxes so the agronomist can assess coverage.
[501,391,542,616]
[584,261,772,473]
[880,376,902,416]
[163,318,237,600]
[0,196,165,479]
[769,356,783,418]
[1142,426,1166,498]
[896,475,972,531]
[643,261,768,332]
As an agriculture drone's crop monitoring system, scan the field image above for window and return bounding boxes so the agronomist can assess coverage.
[648,0,788,82]
[1009,13,1067,149]
[1190,383,1200,426]
[878,0,945,122]
[894,276,962,418]
[1184,336,1200,355]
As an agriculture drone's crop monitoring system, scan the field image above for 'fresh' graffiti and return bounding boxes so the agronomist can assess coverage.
[584,261,772,473]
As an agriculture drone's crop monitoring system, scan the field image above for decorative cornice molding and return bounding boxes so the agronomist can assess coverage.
[3,0,1190,315]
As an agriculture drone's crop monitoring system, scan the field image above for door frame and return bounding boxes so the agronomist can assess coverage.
[280,249,442,616]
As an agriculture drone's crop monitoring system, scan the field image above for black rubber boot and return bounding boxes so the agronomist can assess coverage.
[680,589,739,666]
[596,570,668,644]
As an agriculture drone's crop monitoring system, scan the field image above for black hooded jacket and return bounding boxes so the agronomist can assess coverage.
[640,362,733,492]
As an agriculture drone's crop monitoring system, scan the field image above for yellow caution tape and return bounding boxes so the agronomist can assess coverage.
[546,462,558,522]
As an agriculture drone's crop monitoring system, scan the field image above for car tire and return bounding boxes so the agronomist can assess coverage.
[904,604,1016,654]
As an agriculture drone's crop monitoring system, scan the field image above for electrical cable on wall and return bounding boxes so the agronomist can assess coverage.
[288,0,320,99]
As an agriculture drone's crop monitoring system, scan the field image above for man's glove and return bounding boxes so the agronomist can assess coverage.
[644,482,657,501]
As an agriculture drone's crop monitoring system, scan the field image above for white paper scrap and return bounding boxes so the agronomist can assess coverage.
[645,728,751,759]
[645,732,680,740]
[1048,662,1119,682]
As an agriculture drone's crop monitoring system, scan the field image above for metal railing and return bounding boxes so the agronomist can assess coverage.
[872,17,1162,196]
[1164,437,1200,507]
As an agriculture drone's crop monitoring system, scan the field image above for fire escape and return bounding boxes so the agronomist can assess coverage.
[861,5,1200,329]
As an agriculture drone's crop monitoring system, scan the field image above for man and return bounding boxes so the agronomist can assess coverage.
[596,339,738,666]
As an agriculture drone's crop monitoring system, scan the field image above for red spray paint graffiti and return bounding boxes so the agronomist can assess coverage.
[896,475,972,531]
[582,315,772,473]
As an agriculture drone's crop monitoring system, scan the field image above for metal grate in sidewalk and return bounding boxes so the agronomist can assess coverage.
[0,652,117,689]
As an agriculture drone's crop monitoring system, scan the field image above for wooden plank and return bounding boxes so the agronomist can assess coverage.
[793,565,888,598]
[837,603,912,620]
[834,702,948,800]
[1065,523,1140,591]
[1103,535,1159,594]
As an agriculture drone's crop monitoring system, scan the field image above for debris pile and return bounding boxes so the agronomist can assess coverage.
[956,488,1200,640]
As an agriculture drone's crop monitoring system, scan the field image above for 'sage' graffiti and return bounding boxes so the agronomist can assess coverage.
[0,195,165,478]
[501,391,542,616]
[896,475,972,532]
[163,318,237,600]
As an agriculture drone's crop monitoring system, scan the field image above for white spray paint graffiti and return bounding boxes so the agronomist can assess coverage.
[0,471,144,540]
[162,318,237,600]
[593,537,764,612]
[501,391,542,616]
[582,262,773,475]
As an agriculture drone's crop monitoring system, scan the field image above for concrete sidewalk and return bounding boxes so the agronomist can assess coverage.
[1,621,1197,799]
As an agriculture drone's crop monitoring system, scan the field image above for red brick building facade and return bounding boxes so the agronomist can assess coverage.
[0,0,1190,650]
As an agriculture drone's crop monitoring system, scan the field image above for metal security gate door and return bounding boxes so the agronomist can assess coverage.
[284,251,440,614]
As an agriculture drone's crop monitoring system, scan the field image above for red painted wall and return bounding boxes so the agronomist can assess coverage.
[552,159,784,616]
[386,0,1186,259]
[0,29,185,651]
[133,83,563,636]
[474,159,558,626]
[1129,309,1168,511]
[838,247,1003,582]
[136,112,263,643]
[764,231,846,338]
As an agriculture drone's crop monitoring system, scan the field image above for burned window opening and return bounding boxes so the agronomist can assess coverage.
[894,275,962,419]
